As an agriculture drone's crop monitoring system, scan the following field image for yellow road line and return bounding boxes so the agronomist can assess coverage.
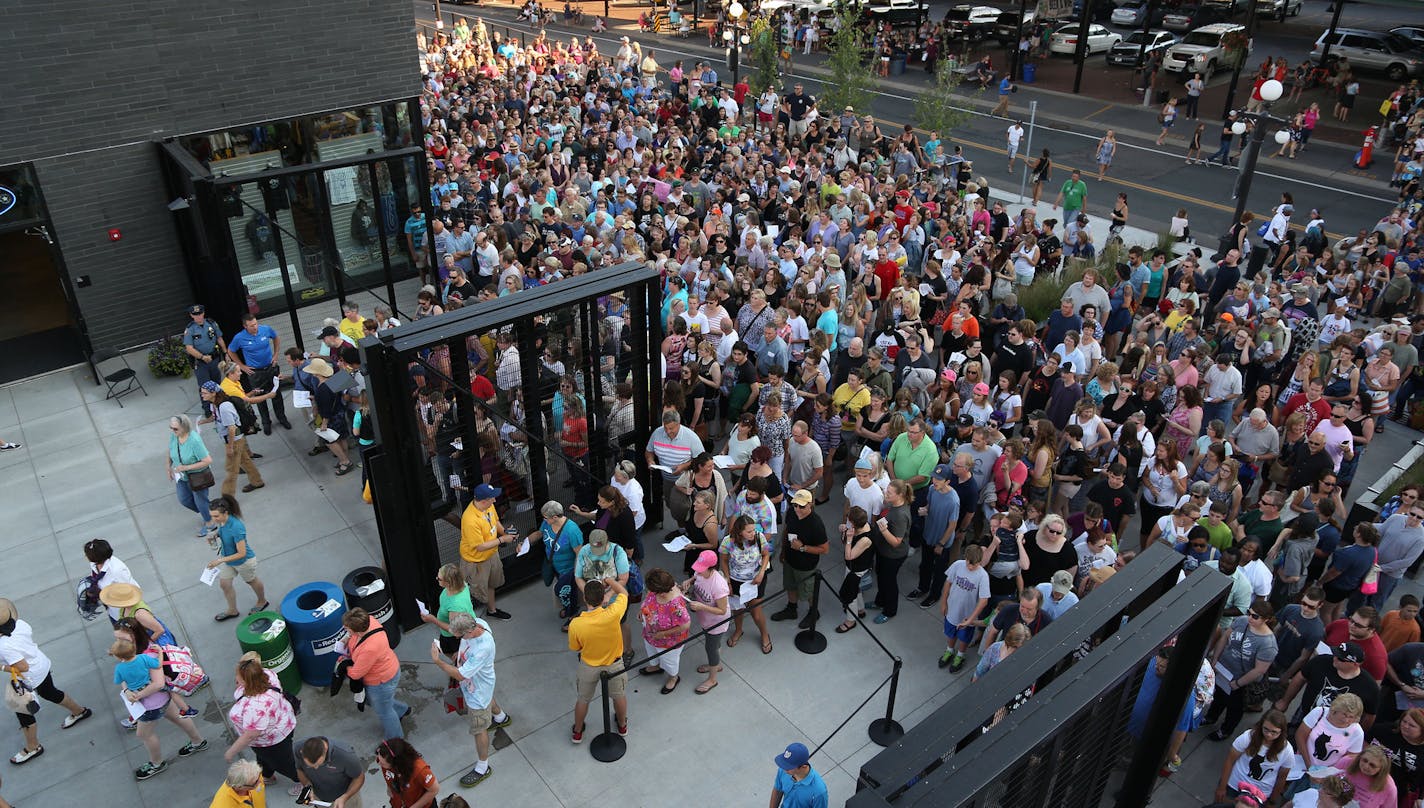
[1082,103,1115,120]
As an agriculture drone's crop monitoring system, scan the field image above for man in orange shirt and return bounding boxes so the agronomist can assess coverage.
[1380,595,1421,652]
[568,577,629,744]
[343,608,408,739]
[460,484,516,620]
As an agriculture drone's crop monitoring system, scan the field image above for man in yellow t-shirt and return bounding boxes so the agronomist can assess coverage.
[460,484,514,620]
[567,577,628,743]
[831,370,871,434]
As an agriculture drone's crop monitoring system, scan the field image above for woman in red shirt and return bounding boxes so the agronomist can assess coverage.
[378,738,439,808]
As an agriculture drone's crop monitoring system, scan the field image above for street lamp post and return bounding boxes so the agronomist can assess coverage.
[1219,77,1291,261]
[723,1,749,86]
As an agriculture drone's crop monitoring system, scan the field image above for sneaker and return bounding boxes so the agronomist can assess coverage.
[287,784,305,797]
[906,589,926,600]
[120,717,137,730]
[571,725,584,744]
[1160,756,1182,776]
[938,650,955,669]
[617,719,628,737]
[0,443,21,452]
[873,614,892,624]
[769,605,799,622]
[486,608,512,620]
[196,525,214,538]
[1208,728,1231,742]
[460,764,494,787]
[918,595,936,609]
[177,740,208,757]
[135,761,168,780]
[179,706,199,718]
[490,713,512,730]
[62,707,93,728]
[949,654,967,674]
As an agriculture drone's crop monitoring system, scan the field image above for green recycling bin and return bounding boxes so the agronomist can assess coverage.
[236,611,302,696]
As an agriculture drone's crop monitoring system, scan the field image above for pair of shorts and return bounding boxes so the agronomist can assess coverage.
[782,564,817,603]
[463,555,506,603]
[731,575,769,609]
[466,705,492,736]
[220,558,260,582]
[576,663,627,703]
[944,619,976,645]
[1323,580,1356,604]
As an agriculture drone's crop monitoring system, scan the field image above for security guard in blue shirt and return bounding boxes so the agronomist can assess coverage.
[182,304,226,397]
[226,312,291,434]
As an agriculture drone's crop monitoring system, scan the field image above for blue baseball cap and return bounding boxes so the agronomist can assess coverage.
[473,483,502,500]
[775,742,810,771]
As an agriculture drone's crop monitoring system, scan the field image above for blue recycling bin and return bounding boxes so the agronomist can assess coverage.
[889,55,907,76]
[1022,62,1036,83]
[281,581,348,687]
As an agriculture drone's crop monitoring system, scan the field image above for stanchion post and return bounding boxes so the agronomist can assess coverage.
[589,671,626,762]
[794,572,828,655]
[867,657,905,747]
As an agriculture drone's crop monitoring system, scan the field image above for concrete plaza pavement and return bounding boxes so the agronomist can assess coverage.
[0,335,1419,805]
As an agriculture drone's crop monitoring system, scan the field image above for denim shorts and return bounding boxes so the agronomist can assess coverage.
[944,619,976,645]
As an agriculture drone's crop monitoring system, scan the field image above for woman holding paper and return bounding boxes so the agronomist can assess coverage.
[719,514,773,654]
[421,563,476,656]
[206,496,270,622]
[166,414,216,538]
[1204,598,1279,742]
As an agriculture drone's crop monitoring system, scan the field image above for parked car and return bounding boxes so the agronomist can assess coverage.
[1069,0,1118,23]
[1311,28,1424,80]
[867,0,928,27]
[995,10,1036,46]
[1161,22,1245,73]
[942,5,1001,41]
[1106,29,1177,66]
[1110,2,1166,29]
[1049,22,1122,55]
[1161,4,1234,33]
[1253,0,1302,19]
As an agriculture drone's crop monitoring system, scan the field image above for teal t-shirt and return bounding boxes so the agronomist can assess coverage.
[218,516,255,566]
[437,585,476,638]
[113,654,160,692]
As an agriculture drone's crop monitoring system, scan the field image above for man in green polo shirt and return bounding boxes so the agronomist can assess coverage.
[1054,169,1088,222]
[886,417,939,556]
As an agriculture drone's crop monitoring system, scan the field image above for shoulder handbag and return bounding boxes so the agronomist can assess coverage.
[328,627,384,694]
[1360,549,1381,595]
[178,440,215,491]
[155,644,208,697]
[4,672,37,715]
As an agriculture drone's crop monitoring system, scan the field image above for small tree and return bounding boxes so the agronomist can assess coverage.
[747,17,782,95]
[915,61,976,139]
[820,11,875,116]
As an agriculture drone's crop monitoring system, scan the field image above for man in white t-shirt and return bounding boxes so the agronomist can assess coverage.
[1006,122,1025,173]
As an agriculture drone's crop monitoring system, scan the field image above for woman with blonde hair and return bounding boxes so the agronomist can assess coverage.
[973,623,1030,682]
[1021,514,1078,589]
[225,653,300,795]
[1343,744,1396,807]
[421,563,475,657]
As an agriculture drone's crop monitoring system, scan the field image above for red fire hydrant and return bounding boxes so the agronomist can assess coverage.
[1357,125,1377,168]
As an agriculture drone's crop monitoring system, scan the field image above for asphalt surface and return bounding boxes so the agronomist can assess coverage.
[421,0,1409,240]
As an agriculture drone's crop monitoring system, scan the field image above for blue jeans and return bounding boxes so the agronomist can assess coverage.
[365,671,409,740]
[176,480,212,523]
[1368,573,1403,611]
[1202,400,1235,434]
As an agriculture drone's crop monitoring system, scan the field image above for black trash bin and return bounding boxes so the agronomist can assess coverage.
[342,567,402,648]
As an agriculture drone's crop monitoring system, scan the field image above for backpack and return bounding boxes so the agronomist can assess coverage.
[235,401,260,436]
[1302,223,1326,255]
[76,572,104,621]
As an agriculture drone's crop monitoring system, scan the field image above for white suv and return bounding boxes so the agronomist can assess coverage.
[1162,23,1245,75]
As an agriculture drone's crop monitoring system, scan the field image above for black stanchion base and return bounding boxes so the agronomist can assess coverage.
[589,732,627,762]
[868,718,905,747]
[794,628,827,654]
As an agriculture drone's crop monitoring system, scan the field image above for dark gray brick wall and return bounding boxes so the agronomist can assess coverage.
[6,0,419,351]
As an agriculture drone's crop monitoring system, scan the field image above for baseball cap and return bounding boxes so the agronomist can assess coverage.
[692,550,719,572]
[774,742,811,771]
[957,413,975,427]
[472,483,502,500]
[588,529,610,548]
[1263,307,1281,319]
[973,382,991,396]
[1051,570,1074,596]
[932,464,953,481]
[790,489,815,507]
[1290,283,1309,297]
[1333,642,1364,664]
[737,193,750,202]
[188,304,205,315]
[854,457,873,471]
[1189,481,1211,497]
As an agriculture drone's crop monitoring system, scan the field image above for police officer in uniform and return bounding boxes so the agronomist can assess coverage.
[183,305,226,408]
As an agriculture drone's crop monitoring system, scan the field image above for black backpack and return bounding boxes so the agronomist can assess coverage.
[235,401,260,436]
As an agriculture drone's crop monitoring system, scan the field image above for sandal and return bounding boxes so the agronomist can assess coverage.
[695,680,718,694]
[761,638,773,655]
[660,676,680,694]
[835,621,857,633]
[334,463,355,476]
[9,746,42,764]
[248,602,270,614]
[639,665,662,676]
[62,707,92,729]
[696,664,723,674]
[214,611,240,622]
[726,629,743,648]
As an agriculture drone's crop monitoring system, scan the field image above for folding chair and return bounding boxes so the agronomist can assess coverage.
[93,347,148,407]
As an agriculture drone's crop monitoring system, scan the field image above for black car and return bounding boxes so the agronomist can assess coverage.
[1106,29,1177,66]
[995,10,1035,45]
[943,5,1001,41]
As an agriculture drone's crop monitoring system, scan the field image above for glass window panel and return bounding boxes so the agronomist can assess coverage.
[0,163,45,226]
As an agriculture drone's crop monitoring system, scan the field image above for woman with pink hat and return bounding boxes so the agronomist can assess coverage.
[682,551,729,695]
